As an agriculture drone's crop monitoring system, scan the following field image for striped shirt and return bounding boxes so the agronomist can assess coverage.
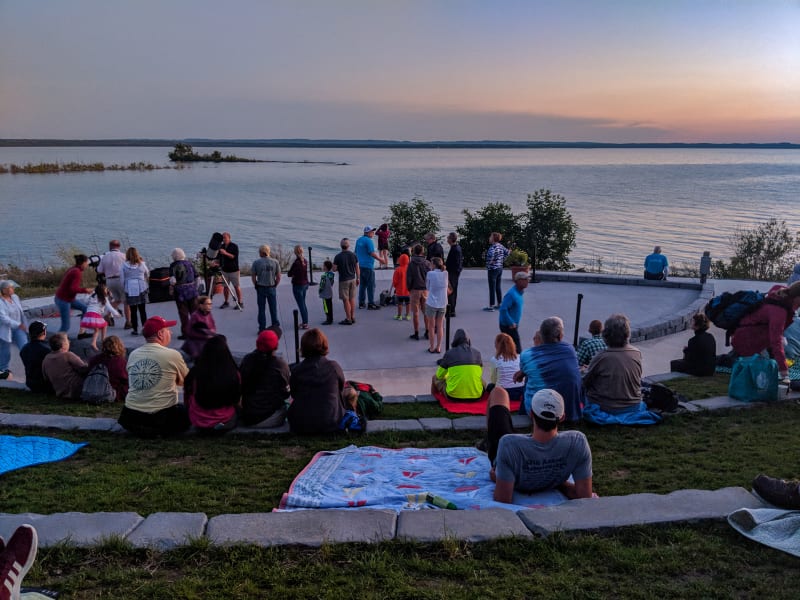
[486,243,509,270]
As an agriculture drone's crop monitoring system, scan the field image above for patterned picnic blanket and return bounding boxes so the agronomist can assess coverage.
[728,508,800,558]
[278,445,568,512]
[0,435,87,476]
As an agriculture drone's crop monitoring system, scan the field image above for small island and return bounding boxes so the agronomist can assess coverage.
[168,143,347,165]
[0,161,181,174]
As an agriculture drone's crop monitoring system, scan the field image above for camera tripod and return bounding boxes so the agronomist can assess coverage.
[200,248,242,311]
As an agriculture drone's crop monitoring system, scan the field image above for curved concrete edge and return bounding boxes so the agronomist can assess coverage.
[0,487,767,548]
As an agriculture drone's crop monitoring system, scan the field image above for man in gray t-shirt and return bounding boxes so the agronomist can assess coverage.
[488,387,593,503]
[251,244,282,331]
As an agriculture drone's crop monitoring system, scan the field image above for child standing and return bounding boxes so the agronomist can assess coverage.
[318,260,335,325]
[377,223,391,269]
[80,283,120,351]
[392,253,411,320]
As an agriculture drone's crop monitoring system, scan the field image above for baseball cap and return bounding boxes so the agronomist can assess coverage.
[531,389,565,421]
[513,271,531,281]
[363,225,376,233]
[29,321,47,337]
[256,329,279,353]
[142,316,178,338]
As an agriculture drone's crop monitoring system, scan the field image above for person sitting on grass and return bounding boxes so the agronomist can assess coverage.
[239,329,291,428]
[87,335,129,402]
[514,317,584,423]
[576,319,606,369]
[288,328,347,434]
[20,321,53,394]
[488,387,593,503]
[431,328,483,402]
[185,334,241,434]
[670,312,717,377]
[118,316,190,437]
[582,313,643,413]
[41,332,89,400]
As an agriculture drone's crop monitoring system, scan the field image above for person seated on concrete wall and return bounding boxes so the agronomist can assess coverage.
[288,328,346,434]
[239,329,291,428]
[431,328,484,402]
[488,387,593,503]
[670,312,717,377]
[582,314,643,413]
[643,245,669,280]
[41,332,89,400]
[20,321,54,394]
[514,317,584,423]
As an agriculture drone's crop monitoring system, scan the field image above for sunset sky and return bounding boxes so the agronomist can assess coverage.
[1,0,798,142]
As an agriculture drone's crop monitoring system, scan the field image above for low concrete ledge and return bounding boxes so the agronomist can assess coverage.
[127,512,208,550]
[452,416,486,431]
[206,509,397,547]
[0,511,144,547]
[397,508,533,542]
[383,395,418,404]
[518,487,765,537]
[368,419,425,432]
[419,417,454,431]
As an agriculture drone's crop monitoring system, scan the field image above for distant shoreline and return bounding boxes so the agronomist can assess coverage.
[1,138,798,150]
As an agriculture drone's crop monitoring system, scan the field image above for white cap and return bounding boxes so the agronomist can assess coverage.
[531,389,564,421]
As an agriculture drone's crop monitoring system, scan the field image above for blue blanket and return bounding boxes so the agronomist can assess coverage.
[278,445,569,512]
[0,435,87,476]
[583,401,662,425]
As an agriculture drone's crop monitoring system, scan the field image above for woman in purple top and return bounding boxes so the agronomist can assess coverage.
[169,248,199,340]
[288,245,310,329]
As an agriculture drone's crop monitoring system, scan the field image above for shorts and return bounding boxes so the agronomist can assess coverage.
[409,289,427,312]
[424,304,446,318]
[339,279,357,301]
[223,270,240,287]
[105,278,125,304]
[395,295,410,305]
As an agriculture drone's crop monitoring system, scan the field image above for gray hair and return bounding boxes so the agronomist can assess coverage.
[539,317,564,344]
[171,248,186,262]
[603,313,631,348]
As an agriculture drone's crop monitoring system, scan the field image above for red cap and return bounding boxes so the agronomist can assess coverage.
[256,330,279,353]
[142,316,178,338]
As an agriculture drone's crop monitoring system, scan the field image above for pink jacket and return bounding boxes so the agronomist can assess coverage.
[732,285,797,372]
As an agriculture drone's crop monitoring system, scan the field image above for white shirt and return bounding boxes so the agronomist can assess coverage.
[97,249,126,278]
[426,269,448,309]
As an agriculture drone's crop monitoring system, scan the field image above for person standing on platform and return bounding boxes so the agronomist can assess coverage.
[97,239,130,328]
[445,232,463,317]
[169,248,199,340]
[333,238,359,325]
[425,232,444,262]
[54,254,93,336]
[484,233,510,311]
[217,232,242,308]
[251,244,281,331]
[498,272,530,354]
[355,225,387,310]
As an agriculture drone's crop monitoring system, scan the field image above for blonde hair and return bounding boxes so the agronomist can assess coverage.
[294,245,304,256]
[259,244,271,257]
[126,247,142,264]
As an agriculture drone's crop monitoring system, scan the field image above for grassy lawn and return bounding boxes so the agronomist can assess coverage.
[23,524,799,599]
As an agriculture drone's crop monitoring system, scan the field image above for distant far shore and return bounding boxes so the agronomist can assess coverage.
[1,138,799,150]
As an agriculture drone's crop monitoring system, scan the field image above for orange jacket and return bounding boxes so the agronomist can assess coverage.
[392,254,410,296]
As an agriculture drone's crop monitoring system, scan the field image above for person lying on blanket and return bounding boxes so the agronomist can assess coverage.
[488,387,593,503]
[430,328,483,402]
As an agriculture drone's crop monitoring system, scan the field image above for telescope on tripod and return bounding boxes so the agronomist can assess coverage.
[200,232,242,311]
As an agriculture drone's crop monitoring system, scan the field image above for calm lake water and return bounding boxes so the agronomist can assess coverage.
[1,146,799,273]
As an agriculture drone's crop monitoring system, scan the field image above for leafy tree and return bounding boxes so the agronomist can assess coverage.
[517,189,577,271]
[714,218,799,281]
[456,202,521,267]
[168,143,195,161]
[385,196,440,253]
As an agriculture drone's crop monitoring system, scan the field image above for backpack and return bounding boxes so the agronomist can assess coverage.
[642,382,680,412]
[704,290,765,332]
[347,380,384,418]
[339,409,366,434]
[81,363,116,405]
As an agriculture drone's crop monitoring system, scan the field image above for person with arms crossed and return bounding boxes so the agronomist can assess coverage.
[332,238,360,325]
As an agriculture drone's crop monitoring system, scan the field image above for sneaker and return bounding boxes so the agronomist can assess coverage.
[339,319,353,325]
[483,306,495,312]
[322,320,333,325]
[359,303,366,309]
[77,332,92,340]
[1,524,38,600]
[220,301,229,309]
[394,315,402,320]
[0,370,9,380]
[404,315,411,321]
[108,317,115,327]
[449,311,456,318]
[752,474,800,509]
[367,304,381,310]
[409,332,419,340]
[423,330,429,340]
[131,330,139,336]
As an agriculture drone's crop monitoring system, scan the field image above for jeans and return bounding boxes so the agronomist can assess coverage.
[488,268,503,306]
[256,285,279,331]
[359,267,375,305]
[500,324,522,355]
[448,272,460,313]
[54,295,87,333]
[0,327,28,372]
[292,284,309,325]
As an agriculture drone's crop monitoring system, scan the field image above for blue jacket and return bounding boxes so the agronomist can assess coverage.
[498,285,523,327]
[520,342,584,422]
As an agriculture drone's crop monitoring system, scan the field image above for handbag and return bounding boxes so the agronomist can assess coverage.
[728,354,779,402]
